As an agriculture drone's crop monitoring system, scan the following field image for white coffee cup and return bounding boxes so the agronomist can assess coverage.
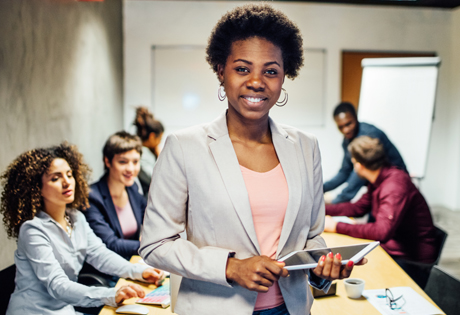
[344,278,365,299]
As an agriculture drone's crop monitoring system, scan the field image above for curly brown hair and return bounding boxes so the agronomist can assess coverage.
[206,3,304,80]
[0,143,91,238]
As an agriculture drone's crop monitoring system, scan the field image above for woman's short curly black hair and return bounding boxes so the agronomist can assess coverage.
[206,3,304,80]
[0,143,91,238]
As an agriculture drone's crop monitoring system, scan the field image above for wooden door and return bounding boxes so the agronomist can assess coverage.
[341,51,436,110]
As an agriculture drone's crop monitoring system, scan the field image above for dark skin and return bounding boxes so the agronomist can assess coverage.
[219,37,283,173]
[219,37,366,293]
[334,111,358,140]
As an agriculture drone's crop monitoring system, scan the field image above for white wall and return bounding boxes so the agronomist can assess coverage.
[0,0,124,269]
[124,1,459,210]
[422,6,460,212]
[451,8,460,211]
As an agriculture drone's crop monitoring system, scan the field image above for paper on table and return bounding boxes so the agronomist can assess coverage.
[363,287,444,315]
[331,216,355,225]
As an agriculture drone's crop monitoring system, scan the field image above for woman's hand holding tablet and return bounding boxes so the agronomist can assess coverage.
[226,255,289,292]
[278,242,376,281]
[278,242,378,270]
[311,251,368,281]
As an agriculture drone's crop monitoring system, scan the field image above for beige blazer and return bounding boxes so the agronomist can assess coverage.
[140,112,328,315]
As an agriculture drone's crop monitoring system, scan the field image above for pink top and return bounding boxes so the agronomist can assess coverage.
[240,164,289,311]
[114,201,138,239]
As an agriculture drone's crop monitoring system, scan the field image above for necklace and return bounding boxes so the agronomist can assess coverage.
[64,213,73,238]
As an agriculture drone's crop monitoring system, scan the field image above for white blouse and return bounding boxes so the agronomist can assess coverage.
[7,210,148,315]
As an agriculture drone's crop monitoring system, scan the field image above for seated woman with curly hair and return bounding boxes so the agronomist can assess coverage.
[0,143,164,315]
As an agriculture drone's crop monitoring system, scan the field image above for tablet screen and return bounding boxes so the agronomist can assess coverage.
[282,244,370,267]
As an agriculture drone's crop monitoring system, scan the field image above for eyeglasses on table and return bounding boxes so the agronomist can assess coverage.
[385,288,406,310]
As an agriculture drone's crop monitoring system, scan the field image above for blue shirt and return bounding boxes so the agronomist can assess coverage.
[7,210,148,315]
[323,122,407,203]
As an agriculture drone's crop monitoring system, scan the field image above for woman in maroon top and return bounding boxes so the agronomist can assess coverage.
[324,136,437,264]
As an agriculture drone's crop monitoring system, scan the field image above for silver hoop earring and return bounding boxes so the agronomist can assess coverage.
[218,85,226,101]
[276,88,288,107]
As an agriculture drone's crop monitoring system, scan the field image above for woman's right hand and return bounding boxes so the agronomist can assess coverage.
[115,283,146,304]
[142,267,165,286]
[225,255,289,292]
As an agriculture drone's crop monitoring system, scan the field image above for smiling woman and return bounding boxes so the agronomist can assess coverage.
[83,131,150,259]
[138,4,364,315]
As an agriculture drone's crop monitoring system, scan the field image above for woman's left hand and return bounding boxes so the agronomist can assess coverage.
[312,252,367,281]
[142,268,165,286]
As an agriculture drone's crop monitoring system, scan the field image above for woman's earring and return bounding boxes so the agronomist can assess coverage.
[218,85,226,101]
[276,88,288,107]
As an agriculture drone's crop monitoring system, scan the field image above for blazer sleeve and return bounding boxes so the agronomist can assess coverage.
[305,138,327,250]
[85,192,140,259]
[140,188,148,215]
[304,138,332,291]
[139,134,233,288]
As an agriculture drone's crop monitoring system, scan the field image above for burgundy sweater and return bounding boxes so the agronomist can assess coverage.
[326,167,437,263]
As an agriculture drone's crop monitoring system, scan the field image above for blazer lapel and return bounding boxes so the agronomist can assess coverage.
[127,186,143,232]
[206,113,261,255]
[270,119,303,258]
[99,179,124,238]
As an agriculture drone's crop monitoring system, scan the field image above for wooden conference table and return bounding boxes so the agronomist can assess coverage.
[100,232,443,315]
[311,233,443,314]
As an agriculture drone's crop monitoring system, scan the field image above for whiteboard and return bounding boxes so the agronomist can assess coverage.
[151,46,326,130]
[358,57,441,179]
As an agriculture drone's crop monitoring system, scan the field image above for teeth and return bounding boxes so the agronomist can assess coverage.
[245,97,263,103]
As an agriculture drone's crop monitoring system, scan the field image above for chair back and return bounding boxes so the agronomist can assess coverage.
[432,226,448,265]
[0,264,16,315]
[425,266,460,315]
[393,225,448,289]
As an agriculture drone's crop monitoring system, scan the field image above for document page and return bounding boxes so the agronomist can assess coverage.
[363,287,444,315]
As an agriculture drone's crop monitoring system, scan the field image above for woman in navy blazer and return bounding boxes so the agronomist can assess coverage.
[84,131,147,259]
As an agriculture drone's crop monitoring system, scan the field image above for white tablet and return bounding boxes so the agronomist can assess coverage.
[278,241,379,270]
